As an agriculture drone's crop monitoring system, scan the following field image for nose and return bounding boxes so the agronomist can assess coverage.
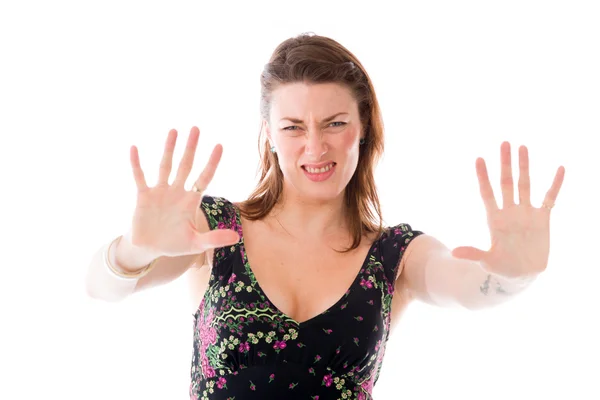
[304,130,328,160]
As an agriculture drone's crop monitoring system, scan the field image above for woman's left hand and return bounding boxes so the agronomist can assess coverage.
[451,141,565,279]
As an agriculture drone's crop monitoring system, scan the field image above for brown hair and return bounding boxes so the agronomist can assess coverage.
[238,33,385,252]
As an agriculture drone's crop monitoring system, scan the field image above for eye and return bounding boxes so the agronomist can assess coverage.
[282,126,299,131]
[329,122,347,128]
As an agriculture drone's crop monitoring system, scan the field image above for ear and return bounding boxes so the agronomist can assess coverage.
[263,119,273,146]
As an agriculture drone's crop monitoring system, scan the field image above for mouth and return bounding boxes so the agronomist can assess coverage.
[301,162,336,174]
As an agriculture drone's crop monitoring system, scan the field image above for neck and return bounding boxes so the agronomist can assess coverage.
[270,188,348,239]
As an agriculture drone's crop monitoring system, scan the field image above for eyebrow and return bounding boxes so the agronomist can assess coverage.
[280,112,349,124]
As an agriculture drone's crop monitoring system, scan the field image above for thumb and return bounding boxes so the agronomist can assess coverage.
[194,229,240,252]
[451,246,487,262]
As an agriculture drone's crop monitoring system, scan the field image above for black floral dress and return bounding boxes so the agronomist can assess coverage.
[189,196,423,400]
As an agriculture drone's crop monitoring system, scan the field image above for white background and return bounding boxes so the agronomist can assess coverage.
[1,1,599,399]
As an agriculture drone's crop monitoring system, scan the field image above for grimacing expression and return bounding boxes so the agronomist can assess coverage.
[266,82,364,202]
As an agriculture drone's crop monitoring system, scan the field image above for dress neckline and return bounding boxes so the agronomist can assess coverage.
[232,205,380,328]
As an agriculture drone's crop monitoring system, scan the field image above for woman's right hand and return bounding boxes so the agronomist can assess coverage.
[127,126,240,258]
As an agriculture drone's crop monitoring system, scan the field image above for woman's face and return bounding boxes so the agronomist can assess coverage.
[266,82,364,203]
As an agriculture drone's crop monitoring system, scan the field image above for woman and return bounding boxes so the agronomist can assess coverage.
[85,34,565,399]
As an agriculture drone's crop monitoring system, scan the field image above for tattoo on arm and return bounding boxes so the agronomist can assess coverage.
[480,274,493,295]
[479,274,531,296]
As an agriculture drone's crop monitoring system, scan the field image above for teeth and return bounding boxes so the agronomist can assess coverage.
[305,163,334,174]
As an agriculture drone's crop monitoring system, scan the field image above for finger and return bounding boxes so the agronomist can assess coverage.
[518,145,531,206]
[476,157,499,211]
[173,126,201,188]
[130,145,148,191]
[192,229,240,253]
[158,129,178,185]
[541,166,566,210]
[452,246,487,262]
[192,144,223,194]
[500,141,515,208]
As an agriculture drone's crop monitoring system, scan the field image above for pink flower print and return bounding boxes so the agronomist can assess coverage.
[197,308,217,379]
[273,341,287,351]
[289,382,298,389]
[238,342,250,353]
[387,282,394,294]
[314,355,321,363]
[354,337,360,346]
[269,374,275,383]
[311,397,320,400]
[374,339,381,352]
[297,342,305,348]
[322,374,333,387]
[204,366,216,378]
[323,329,333,335]
[227,273,237,284]
[249,380,256,391]
[217,222,226,229]
[367,299,374,305]
[216,377,227,389]
[360,278,373,289]
[308,367,315,375]
[355,316,364,321]
[336,346,341,354]
[360,375,375,396]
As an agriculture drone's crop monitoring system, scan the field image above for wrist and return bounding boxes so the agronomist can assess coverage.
[113,233,161,273]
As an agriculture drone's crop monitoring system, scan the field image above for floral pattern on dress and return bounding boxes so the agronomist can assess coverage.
[189,196,423,400]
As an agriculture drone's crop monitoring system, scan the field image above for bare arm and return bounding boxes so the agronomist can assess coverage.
[398,234,535,310]
[398,143,563,310]
[85,208,209,303]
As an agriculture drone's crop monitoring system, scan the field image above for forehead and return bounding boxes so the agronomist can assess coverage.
[270,82,357,117]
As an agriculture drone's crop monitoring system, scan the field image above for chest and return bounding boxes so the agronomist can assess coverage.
[240,223,374,324]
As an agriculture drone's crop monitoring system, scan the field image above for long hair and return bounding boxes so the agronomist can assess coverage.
[238,33,385,252]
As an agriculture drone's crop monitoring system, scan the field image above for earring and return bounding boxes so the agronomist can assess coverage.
[270,145,276,153]
[359,138,365,145]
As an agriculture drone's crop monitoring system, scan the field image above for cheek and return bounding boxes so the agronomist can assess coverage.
[274,139,303,167]
[338,129,361,162]
[340,131,358,152]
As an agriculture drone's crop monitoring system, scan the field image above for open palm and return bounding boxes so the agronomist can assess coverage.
[129,127,239,258]
[452,142,565,279]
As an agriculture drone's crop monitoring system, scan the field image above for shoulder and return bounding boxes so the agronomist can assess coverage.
[198,195,240,230]
[200,195,236,213]
[379,223,424,250]
[377,222,425,281]
[384,223,422,241]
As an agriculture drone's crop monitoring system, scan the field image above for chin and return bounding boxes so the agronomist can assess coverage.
[301,186,345,203]
[289,172,348,203]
